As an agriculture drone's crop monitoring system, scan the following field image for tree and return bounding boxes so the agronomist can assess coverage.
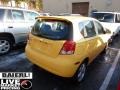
[15,0,29,7]
[1,0,9,5]
[36,0,43,11]
[27,0,43,11]
[1,0,43,11]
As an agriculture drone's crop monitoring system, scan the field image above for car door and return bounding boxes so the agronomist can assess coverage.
[5,9,28,44]
[79,20,99,62]
[115,14,120,35]
[93,20,108,54]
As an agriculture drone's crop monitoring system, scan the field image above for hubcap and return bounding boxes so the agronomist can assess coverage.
[77,64,86,82]
[0,40,10,54]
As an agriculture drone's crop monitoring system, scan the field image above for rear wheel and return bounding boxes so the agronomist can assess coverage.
[73,62,87,83]
[0,37,13,55]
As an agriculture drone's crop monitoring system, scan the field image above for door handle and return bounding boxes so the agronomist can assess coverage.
[8,26,13,28]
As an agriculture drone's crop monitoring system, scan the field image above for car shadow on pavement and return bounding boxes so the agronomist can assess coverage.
[109,34,120,49]
[32,38,120,90]
[32,49,116,90]
[0,44,26,57]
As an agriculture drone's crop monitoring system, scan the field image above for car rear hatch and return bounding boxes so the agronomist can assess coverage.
[28,17,74,57]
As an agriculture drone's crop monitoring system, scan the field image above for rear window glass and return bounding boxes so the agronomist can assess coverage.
[92,13,114,23]
[0,9,5,21]
[32,19,72,40]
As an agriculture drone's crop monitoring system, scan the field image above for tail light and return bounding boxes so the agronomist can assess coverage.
[118,82,120,90]
[60,41,76,55]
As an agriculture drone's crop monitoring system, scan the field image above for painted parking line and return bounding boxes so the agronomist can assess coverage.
[107,47,120,51]
[99,50,120,90]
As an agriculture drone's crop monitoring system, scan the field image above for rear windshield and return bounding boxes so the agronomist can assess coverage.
[92,13,114,23]
[0,9,5,21]
[32,19,72,40]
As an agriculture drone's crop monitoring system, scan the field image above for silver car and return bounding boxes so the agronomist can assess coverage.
[0,7,39,55]
[91,12,120,36]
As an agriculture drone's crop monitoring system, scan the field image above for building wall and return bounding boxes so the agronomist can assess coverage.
[43,0,68,14]
[43,0,120,15]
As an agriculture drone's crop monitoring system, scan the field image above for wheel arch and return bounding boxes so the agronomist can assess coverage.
[82,57,89,66]
[73,57,89,82]
[0,32,15,44]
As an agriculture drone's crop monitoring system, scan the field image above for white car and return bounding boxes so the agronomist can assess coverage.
[58,13,81,16]
[92,12,120,37]
[0,7,40,55]
[39,13,52,16]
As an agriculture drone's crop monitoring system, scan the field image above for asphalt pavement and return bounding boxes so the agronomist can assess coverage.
[0,35,120,90]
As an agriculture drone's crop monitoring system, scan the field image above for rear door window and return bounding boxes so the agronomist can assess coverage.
[32,20,72,40]
[0,9,5,21]
[12,10,24,21]
[79,22,86,37]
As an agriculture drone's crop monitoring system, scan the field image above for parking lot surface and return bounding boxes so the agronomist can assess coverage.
[0,35,120,90]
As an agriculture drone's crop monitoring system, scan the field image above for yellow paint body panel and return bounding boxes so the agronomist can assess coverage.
[25,16,111,77]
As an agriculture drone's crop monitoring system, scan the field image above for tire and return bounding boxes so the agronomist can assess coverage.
[0,37,13,55]
[33,64,40,70]
[73,62,87,83]
[101,43,108,54]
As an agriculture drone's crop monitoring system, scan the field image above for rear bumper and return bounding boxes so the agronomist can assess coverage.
[25,45,79,77]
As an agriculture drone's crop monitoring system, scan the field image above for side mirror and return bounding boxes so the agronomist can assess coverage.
[104,28,111,34]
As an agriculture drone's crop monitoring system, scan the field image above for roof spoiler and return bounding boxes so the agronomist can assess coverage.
[35,16,71,22]
[35,16,54,20]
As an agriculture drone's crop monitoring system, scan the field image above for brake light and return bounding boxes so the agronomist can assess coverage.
[60,41,76,55]
[118,82,120,90]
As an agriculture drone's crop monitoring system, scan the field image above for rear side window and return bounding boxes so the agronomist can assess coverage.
[32,20,72,40]
[94,21,105,34]
[0,9,5,21]
[84,21,96,37]
[24,11,39,21]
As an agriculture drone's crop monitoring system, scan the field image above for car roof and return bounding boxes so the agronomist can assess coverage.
[93,12,120,14]
[37,16,96,22]
[0,6,39,13]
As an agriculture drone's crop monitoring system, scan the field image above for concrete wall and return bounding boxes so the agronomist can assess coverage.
[43,0,120,15]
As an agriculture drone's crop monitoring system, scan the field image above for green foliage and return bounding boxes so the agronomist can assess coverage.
[1,0,9,4]
[1,0,43,10]
[15,0,29,4]
[15,0,43,10]
[36,0,43,10]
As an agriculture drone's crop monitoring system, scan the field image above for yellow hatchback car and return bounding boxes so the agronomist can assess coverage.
[26,16,111,82]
